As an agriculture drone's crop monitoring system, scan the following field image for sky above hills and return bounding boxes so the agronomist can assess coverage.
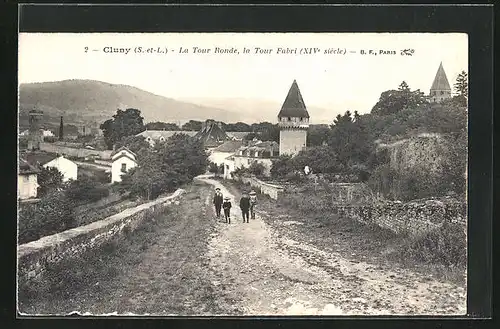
[19,33,467,116]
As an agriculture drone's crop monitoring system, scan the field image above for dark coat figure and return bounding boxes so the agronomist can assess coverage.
[240,193,251,223]
[213,189,223,218]
[222,198,232,224]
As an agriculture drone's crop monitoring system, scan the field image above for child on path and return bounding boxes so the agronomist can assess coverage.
[249,190,257,219]
[222,197,232,224]
[240,192,251,223]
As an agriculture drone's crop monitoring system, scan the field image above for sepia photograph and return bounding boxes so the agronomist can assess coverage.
[17,32,468,316]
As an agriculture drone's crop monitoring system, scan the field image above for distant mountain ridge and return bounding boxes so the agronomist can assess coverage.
[18,80,261,128]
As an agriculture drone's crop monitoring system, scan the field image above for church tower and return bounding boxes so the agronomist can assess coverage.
[429,62,452,103]
[277,80,310,156]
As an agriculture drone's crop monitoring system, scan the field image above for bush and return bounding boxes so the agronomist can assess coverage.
[65,176,109,204]
[18,190,75,244]
[248,162,266,177]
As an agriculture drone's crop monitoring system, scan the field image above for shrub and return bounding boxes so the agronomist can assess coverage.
[65,176,109,204]
[397,221,466,267]
[248,162,266,177]
[18,190,75,244]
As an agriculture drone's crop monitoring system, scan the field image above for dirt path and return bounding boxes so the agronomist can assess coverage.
[198,176,467,315]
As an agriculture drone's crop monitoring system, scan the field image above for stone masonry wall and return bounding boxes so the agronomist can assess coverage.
[333,197,466,237]
[17,189,185,285]
[235,175,284,200]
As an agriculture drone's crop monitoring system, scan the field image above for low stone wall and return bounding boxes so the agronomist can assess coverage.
[235,175,284,200]
[17,189,185,285]
[40,142,112,160]
[333,198,466,237]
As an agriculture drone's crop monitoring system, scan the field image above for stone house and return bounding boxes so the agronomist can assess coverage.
[225,141,280,178]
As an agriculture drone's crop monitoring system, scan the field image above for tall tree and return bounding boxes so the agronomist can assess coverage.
[59,116,64,141]
[454,71,468,98]
[115,135,150,153]
[37,167,64,197]
[371,82,426,116]
[100,108,146,150]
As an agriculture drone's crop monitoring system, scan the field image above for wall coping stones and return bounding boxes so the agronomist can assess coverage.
[18,188,185,258]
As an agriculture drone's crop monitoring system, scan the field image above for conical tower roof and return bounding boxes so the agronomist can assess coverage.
[278,80,310,118]
[430,62,451,91]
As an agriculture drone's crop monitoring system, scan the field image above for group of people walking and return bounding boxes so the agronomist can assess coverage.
[213,187,257,224]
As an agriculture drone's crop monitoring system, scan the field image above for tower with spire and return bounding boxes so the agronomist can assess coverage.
[429,62,452,103]
[277,80,310,156]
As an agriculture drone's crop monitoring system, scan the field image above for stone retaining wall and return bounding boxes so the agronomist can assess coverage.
[333,198,466,237]
[235,175,284,200]
[17,189,185,285]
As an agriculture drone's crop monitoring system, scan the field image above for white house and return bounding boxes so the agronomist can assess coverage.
[18,158,40,200]
[41,129,55,137]
[225,141,280,178]
[111,146,137,183]
[208,140,245,166]
[43,156,78,182]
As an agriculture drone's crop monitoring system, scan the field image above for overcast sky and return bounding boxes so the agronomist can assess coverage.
[19,33,467,114]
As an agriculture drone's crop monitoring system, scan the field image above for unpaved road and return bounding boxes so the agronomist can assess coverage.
[198,176,467,316]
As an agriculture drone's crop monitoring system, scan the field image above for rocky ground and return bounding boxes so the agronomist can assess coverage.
[19,176,466,316]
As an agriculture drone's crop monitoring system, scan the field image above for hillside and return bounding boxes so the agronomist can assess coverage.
[180,97,336,124]
[19,80,256,129]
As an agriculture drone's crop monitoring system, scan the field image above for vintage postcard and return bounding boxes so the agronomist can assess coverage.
[17,32,468,316]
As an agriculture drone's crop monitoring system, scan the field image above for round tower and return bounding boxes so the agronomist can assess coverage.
[277,80,310,156]
[27,109,44,151]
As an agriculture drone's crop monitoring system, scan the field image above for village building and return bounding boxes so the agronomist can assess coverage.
[193,119,231,149]
[23,152,78,182]
[429,62,452,103]
[226,131,252,141]
[42,156,78,182]
[18,158,40,200]
[209,140,246,166]
[136,130,197,147]
[111,146,137,183]
[277,80,310,156]
[224,141,280,178]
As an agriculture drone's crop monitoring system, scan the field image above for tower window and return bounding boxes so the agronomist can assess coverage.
[299,117,303,121]
[440,91,444,95]
[287,117,291,121]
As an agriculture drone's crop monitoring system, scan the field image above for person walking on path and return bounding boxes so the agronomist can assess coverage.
[222,196,232,224]
[249,190,258,219]
[213,187,224,218]
[240,191,251,223]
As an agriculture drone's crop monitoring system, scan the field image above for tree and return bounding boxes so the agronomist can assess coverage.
[145,122,180,131]
[248,162,266,177]
[181,120,203,131]
[454,71,468,98]
[59,116,64,141]
[270,155,295,178]
[65,175,109,204]
[114,135,150,153]
[37,167,64,197]
[251,122,280,142]
[100,108,146,150]
[225,122,252,132]
[328,111,372,169]
[307,125,331,147]
[371,82,427,116]
[293,145,343,174]
[159,134,208,181]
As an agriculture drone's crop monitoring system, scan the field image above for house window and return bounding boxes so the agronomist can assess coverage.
[121,163,127,173]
